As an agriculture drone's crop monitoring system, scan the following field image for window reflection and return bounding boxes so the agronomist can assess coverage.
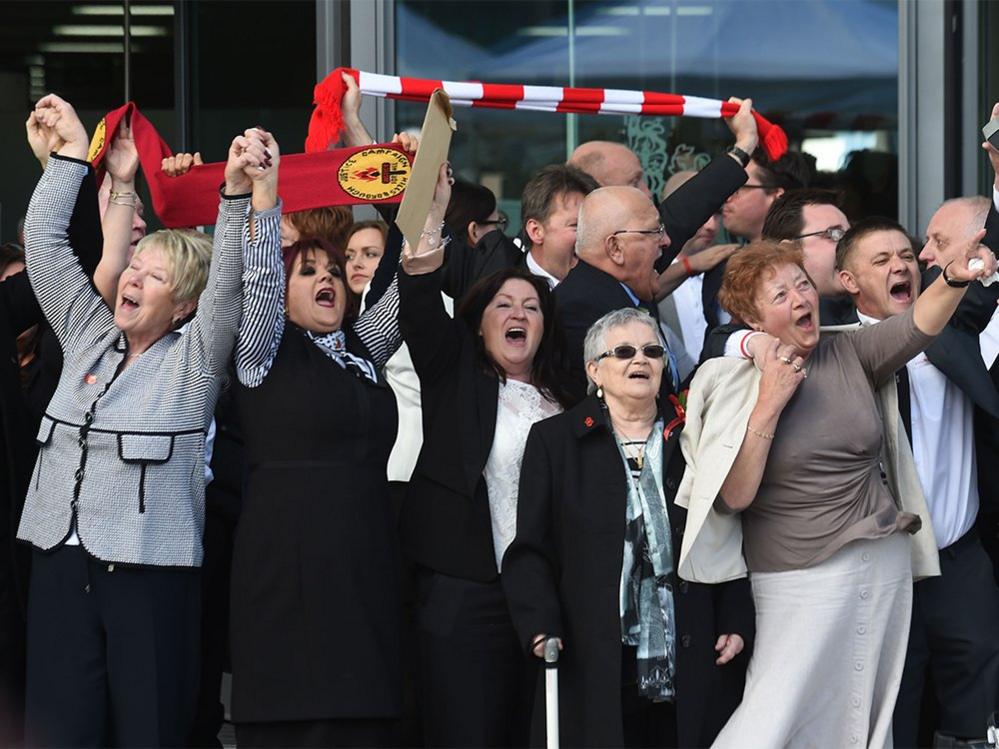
[396,0,899,220]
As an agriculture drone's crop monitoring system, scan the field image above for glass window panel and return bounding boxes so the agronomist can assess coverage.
[396,0,898,221]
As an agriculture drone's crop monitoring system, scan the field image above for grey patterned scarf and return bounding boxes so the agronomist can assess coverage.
[616,419,677,702]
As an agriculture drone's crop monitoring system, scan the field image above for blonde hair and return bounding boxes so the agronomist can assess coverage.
[134,229,212,303]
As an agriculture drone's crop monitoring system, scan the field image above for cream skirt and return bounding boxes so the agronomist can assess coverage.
[712,533,913,749]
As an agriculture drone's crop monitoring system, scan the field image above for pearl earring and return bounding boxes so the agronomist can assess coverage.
[596,386,604,399]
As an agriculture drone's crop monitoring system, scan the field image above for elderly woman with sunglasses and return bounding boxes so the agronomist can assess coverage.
[677,239,997,748]
[502,307,753,749]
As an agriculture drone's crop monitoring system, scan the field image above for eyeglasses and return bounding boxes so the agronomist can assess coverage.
[610,223,666,239]
[795,227,846,242]
[479,216,508,229]
[595,344,666,362]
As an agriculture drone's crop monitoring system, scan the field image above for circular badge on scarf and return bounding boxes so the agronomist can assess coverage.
[87,117,107,163]
[337,147,410,201]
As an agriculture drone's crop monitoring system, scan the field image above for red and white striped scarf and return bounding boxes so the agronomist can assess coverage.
[306,67,788,160]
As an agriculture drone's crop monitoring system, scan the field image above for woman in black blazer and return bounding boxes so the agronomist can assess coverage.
[502,307,754,748]
[398,259,575,747]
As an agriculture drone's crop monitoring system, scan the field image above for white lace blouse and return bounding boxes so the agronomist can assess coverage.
[484,379,563,571]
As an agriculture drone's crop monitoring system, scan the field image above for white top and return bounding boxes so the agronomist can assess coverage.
[360,285,455,483]
[525,249,560,289]
[859,312,978,549]
[980,308,999,369]
[483,379,563,570]
[669,270,706,364]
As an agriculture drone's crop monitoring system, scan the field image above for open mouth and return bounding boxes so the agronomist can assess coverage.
[505,327,527,343]
[794,311,814,330]
[628,370,651,380]
[120,293,139,312]
[315,288,336,308]
[889,280,912,303]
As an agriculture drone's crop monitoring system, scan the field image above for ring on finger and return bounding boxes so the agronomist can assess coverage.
[779,355,792,365]
[792,363,802,372]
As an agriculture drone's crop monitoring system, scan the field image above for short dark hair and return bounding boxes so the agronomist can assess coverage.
[444,180,497,241]
[835,216,910,270]
[751,149,815,192]
[762,189,842,241]
[282,237,360,324]
[457,266,575,409]
[521,165,599,226]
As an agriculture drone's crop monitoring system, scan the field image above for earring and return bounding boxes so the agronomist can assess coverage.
[596,385,604,399]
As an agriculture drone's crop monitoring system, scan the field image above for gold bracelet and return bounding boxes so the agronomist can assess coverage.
[746,424,775,440]
[109,189,136,200]
[109,196,136,207]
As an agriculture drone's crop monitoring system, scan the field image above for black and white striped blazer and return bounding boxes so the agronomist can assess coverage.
[17,156,281,567]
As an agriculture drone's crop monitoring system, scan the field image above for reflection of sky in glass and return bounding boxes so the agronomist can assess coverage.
[398,0,897,124]
[395,0,899,219]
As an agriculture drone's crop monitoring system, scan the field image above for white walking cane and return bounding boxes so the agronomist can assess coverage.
[544,637,560,749]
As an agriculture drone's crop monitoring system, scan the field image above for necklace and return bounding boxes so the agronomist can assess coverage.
[620,439,647,470]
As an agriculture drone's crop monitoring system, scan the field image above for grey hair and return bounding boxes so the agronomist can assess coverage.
[582,307,660,393]
[940,196,991,239]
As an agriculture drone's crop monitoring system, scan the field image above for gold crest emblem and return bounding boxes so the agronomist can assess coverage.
[87,117,107,164]
[337,147,410,201]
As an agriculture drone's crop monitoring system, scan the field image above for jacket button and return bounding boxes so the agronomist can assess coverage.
[678,580,689,594]
[680,634,692,648]
[74,467,85,481]
[666,477,677,491]
[83,411,94,424]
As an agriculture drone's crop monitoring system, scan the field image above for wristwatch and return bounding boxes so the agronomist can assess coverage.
[942,260,970,288]
[727,146,752,167]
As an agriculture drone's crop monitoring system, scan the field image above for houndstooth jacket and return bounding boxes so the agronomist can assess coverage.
[17,156,281,567]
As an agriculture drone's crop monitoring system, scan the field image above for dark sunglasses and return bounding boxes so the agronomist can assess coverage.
[479,216,509,228]
[595,344,666,362]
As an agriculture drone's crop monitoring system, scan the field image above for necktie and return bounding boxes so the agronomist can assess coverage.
[895,366,913,446]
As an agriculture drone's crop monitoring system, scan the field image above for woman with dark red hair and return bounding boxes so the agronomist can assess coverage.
[226,159,452,747]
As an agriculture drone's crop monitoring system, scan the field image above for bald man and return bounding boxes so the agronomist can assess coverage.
[568,98,759,261]
[555,186,681,398]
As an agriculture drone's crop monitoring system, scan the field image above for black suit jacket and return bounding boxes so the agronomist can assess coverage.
[441,152,747,304]
[657,154,747,268]
[502,395,753,748]
[398,266,506,582]
[0,163,101,743]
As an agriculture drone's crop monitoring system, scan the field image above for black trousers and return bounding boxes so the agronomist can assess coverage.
[24,545,201,748]
[188,499,238,748]
[621,644,679,748]
[894,530,999,746]
[235,719,399,748]
[416,569,532,748]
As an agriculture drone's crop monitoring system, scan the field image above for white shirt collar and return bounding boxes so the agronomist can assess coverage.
[855,310,883,327]
[525,249,560,289]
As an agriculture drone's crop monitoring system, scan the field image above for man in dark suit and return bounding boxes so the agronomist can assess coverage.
[556,101,762,399]
[834,215,999,747]
[441,165,598,300]
[700,188,858,360]
[701,149,815,332]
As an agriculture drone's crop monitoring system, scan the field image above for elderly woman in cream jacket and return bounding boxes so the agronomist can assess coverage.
[675,238,994,749]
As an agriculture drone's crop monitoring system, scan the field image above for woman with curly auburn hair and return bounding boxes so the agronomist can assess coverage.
[676,238,997,748]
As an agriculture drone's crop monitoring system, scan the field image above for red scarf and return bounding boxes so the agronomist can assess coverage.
[88,102,412,228]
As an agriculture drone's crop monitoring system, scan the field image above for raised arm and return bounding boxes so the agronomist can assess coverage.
[913,229,995,337]
[657,98,756,265]
[193,128,281,380]
[23,95,113,351]
[354,162,449,369]
[93,120,142,307]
